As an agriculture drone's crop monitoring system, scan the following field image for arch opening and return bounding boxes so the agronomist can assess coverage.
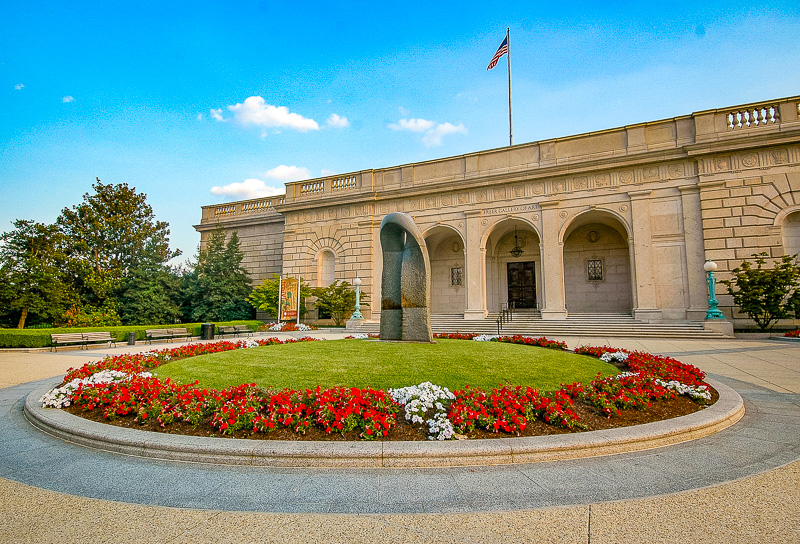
[424,225,466,314]
[562,212,632,315]
[484,219,541,313]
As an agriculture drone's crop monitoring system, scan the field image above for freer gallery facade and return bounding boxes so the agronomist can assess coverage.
[197,95,800,331]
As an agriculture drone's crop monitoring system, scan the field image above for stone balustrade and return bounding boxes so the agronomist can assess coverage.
[200,196,285,222]
[727,105,779,130]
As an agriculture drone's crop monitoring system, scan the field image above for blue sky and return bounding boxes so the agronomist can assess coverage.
[2,1,799,265]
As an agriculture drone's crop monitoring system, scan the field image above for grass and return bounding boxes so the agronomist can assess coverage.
[154,339,618,391]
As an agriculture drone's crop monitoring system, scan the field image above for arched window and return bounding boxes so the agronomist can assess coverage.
[783,211,800,258]
[317,250,336,287]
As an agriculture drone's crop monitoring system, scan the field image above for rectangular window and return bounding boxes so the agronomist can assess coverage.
[587,259,603,281]
[450,266,463,286]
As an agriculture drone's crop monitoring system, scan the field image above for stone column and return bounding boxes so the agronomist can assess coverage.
[628,190,662,322]
[679,185,709,321]
[540,201,567,320]
[463,210,487,319]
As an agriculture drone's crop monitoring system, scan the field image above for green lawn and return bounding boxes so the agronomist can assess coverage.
[154,339,618,391]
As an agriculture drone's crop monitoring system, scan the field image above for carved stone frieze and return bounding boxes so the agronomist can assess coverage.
[770,149,788,165]
[741,153,759,168]
[668,163,685,178]
[642,167,659,181]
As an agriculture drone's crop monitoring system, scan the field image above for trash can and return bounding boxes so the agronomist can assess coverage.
[127,332,136,345]
[201,323,215,340]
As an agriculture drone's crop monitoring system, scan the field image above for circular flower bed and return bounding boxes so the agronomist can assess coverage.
[41,335,713,441]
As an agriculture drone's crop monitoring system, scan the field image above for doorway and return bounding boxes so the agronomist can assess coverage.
[507,261,536,308]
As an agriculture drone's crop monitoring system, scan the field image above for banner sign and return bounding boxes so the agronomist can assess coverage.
[279,277,299,321]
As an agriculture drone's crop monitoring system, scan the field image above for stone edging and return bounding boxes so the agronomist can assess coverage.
[24,379,744,468]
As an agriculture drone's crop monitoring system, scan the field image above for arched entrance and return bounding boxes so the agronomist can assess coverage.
[424,225,466,314]
[484,219,541,312]
[562,213,633,314]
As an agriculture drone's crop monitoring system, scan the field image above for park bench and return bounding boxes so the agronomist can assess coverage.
[233,325,253,337]
[217,325,238,337]
[82,331,118,349]
[50,333,87,351]
[145,328,193,344]
[168,327,192,341]
[51,331,118,351]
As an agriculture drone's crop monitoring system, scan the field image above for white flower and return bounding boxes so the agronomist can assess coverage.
[473,335,499,342]
[40,370,152,408]
[655,379,712,401]
[389,382,456,440]
[600,351,629,363]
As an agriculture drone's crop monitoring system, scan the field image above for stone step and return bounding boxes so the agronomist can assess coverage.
[355,313,726,339]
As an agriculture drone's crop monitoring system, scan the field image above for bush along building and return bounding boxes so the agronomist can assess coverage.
[197,95,800,337]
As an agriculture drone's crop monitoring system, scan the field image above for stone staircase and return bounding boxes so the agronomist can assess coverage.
[353,311,728,339]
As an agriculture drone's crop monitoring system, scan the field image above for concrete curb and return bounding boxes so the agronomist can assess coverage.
[24,378,744,468]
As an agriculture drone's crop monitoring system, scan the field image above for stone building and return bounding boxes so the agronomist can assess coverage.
[196,95,800,332]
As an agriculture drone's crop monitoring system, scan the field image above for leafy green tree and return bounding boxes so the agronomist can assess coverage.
[57,178,180,308]
[312,281,369,326]
[183,226,252,322]
[721,252,800,331]
[117,265,183,325]
[247,274,312,320]
[0,220,73,328]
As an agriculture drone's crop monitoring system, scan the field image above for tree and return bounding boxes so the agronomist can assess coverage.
[721,252,800,331]
[0,220,74,328]
[57,178,180,307]
[311,281,369,326]
[117,265,183,325]
[247,274,312,320]
[182,226,252,322]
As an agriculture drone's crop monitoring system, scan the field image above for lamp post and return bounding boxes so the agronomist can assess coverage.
[351,277,364,320]
[704,260,726,320]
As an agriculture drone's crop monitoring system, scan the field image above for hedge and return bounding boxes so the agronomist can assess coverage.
[0,320,264,349]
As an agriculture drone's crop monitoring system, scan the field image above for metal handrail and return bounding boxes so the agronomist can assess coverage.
[496,301,515,335]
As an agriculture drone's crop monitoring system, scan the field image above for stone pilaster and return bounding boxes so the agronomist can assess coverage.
[463,210,487,319]
[679,185,709,321]
[540,201,567,319]
[628,190,662,322]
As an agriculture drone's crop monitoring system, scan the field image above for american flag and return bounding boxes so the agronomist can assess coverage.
[486,35,508,70]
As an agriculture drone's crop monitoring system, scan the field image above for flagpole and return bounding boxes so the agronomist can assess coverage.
[506,27,513,147]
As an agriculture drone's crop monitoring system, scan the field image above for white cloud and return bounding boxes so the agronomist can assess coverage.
[262,165,311,182]
[210,108,224,121]
[197,113,204,121]
[388,118,435,132]
[14,84,24,90]
[225,96,319,132]
[421,122,467,147]
[326,113,349,128]
[389,117,467,147]
[398,106,409,117]
[62,95,75,103]
[210,178,286,200]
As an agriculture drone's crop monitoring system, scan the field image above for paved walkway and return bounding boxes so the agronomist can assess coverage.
[1,333,798,543]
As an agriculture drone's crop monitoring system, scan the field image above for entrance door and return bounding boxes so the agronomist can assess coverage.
[507,261,536,308]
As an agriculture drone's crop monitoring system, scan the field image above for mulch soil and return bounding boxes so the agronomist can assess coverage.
[63,386,719,442]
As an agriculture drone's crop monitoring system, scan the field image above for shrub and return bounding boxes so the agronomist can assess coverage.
[0,320,263,348]
[721,253,800,331]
